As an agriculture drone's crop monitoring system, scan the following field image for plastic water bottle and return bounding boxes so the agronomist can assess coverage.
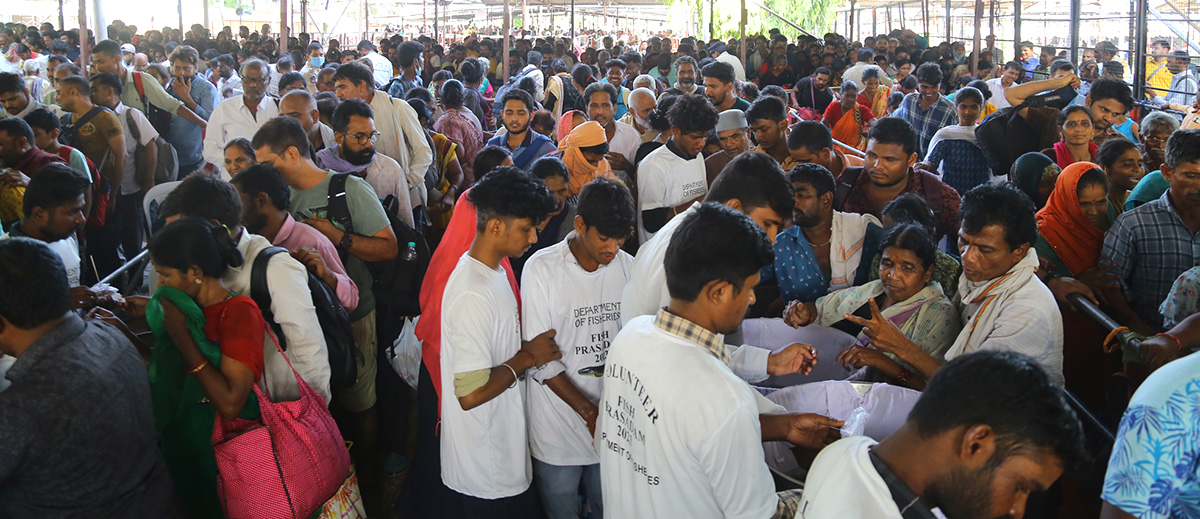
[401,241,418,262]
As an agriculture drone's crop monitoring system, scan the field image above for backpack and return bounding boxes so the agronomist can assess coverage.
[326,173,431,316]
[124,108,180,185]
[60,108,113,227]
[250,246,361,390]
[492,66,536,120]
[974,85,1077,177]
[57,146,111,229]
[131,71,173,139]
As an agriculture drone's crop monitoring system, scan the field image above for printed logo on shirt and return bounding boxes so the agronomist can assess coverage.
[601,363,662,486]
[78,122,96,137]
[681,180,705,199]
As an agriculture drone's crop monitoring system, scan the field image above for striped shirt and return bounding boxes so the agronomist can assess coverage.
[892,94,957,157]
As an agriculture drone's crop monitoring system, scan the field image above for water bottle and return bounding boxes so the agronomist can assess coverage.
[401,241,418,262]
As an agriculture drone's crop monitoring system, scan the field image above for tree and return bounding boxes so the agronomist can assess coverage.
[666,0,837,40]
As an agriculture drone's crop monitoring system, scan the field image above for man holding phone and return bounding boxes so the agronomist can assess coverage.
[166,45,216,176]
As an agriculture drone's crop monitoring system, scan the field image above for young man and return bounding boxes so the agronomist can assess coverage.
[705,108,751,185]
[1144,39,1174,100]
[0,163,87,285]
[0,72,50,118]
[787,120,853,179]
[793,66,833,113]
[600,202,841,519]
[747,96,799,171]
[22,107,94,187]
[387,40,424,99]
[211,53,242,99]
[89,39,207,131]
[583,81,640,177]
[892,62,957,157]
[0,117,65,181]
[985,61,1022,110]
[486,88,556,170]
[636,93,718,244]
[165,44,216,176]
[315,97,414,228]
[701,61,751,113]
[202,59,279,173]
[1018,41,1039,80]
[521,178,635,519]
[603,59,631,119]
[799,350,1085,518]
[441,166,559,515]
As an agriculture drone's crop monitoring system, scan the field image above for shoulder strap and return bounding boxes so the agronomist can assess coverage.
[326,172,356,234]
[514,133,549,167]
[124,108,141,143]
[132,71,149,106]
[833,166,863,210]
[73,106,106,129]
[251,246,289,348]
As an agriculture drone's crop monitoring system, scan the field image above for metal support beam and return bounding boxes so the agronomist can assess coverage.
[921,0,929,39]
[58,0,64,31]
[945,0,952,42]
[178,0,184,35]
[709,0,714,41]
[522,0,528,37]
[739,0,747,66]
[78,0,88,74]
[1012,0,1021,62]
[280,0,289,55]
[971,0,982,76]
[203,0,210,33]
[434,0,439,43]
[570,0,575,41]
[300,0,307,35]
[1132,0,1148,99]
[503,0,511,81]
[872,8,877,37]
[849,1,856,42]
[1067,0,1081,64]
[362,0,368,40]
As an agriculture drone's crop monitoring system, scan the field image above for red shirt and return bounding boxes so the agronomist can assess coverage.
[203,295,266,379]
[12,146,66,177]
[822,102,875,126]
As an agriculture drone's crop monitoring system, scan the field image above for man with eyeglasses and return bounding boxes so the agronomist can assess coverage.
[315,98,414,228]
[203,59,280,176]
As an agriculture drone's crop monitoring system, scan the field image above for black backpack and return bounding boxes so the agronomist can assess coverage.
[975,85,1077,176]
[326,173,430,317]
[131,71,173,139]
[250,246,361,390]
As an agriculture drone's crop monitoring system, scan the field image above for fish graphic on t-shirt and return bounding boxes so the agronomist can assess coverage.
[577,365,605,377]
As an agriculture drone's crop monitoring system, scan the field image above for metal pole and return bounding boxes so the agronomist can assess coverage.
[522,0,528,38]
[280,0,289,55]
[301,0,307,35]
[570,0,575,41]
[922,0,930,40]
[178,0,184,35]
[739,0,747,65]
[1068,0,1081,64]
[78,0,88,73]
[945,0,952,42]
[58,0,64,31]
[849,1,856,42]
[971,0,982,76]
[362,0,368,40]
[709,0,714,41]
[1013,0,1022,62]
[872,8,877,37]
[503,0,510,80]
[434,0,438,44]
[204,0,210,33]
[1133,0,1148,99]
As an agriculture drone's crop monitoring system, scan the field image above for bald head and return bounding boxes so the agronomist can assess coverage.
[279,90,320,133]
[132,53,150,72]
[628,87,657,126]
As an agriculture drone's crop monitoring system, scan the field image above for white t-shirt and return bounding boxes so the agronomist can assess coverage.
[114,103,159,195]
[635,144,707,244]
[439,254,531,499]
[609,120,642,166]
[521,237,633,466]
[0,231,80,286]
[797,436,904,519]
[986,77,1012,110]
[622,204,697,325]
[597,315,778,519]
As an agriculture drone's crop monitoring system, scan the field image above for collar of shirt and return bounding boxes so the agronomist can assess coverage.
[664,138,695,160]
[234,94,274,115]
[868,449,938,519]
[275,212,300,243]
[653,307,730,365]
[12,146,55,173]
[6,313,86,383]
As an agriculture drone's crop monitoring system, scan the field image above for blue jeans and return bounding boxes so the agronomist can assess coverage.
[532,459,603,519]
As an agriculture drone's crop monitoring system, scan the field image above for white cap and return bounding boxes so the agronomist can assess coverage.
[715,109,749,132]
[120,43,136,54]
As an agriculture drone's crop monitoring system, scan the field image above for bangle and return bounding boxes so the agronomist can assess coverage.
[1157,332,1184,352]
[499,362,519,388]
[516,349,535,367]
[187,361,209,374]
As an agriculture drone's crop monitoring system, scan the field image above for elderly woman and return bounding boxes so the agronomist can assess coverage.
[222,137,258,177]
[1139,110,1179,174]
[822,80,875,151]
[433,79,484,182]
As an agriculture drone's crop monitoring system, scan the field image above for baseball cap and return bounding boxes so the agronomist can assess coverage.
[120,43,135,54]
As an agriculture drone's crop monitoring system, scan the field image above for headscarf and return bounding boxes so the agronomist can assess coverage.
[558,120,616,196]
[557,109,583,143]
[1036,162,1107,276]
[1010,152,1061,209]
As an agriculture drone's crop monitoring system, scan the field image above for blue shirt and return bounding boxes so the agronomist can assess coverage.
[486,130,556,170]
[926,139,991,195]
[1102,352,1200,519]
[1100,190,1200,331]
[892,94,957,158]
[165,74,217,172]
[761,223,882,303]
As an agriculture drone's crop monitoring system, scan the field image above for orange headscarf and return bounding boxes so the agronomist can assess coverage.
[559,120,616,196]
[1035,161,1107,276]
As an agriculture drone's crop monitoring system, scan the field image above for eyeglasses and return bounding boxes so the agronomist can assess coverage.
[1144,135,1168,146]
[242,76,267,85]
[339,131,380,145]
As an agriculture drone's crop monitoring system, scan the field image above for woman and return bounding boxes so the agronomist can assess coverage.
[785,224,961,390]
[569,62,597,112]
[147,218,264,518]
[433,79,484,183]
[1042,105,1097,169]
[1096,138,1142,216]
[223,137,258,177]
[634,95,679,162]
[758,55,796,88]
[924,86,989,195]
[860,67,889,117]
[558,120,617,196]
[409,98,464,243]
[967,79,997,119]
[556,109,588,144]
[1010,151,1062,210]
[822,80,875,151]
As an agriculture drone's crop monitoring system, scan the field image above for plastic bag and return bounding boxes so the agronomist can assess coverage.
[840,406,871,438]
[387,316,421,389]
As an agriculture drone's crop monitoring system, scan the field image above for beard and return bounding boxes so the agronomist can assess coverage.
[505,119,530,135]
[926,464,1010,519]
[793,210,821,228]
[242,211,269,235]
[343,145,376,166]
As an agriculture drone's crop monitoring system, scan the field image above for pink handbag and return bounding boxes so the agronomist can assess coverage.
[212,328,351,519]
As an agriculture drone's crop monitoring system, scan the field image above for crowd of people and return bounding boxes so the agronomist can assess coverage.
[0,16,1198,519]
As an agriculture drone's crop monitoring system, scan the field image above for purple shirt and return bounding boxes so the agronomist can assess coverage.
[274,213,359,312]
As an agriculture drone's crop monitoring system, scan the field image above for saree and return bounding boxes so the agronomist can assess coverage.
[832,104,868,151]
[1035,162,1107,276]
[429,132,459,233]
[815,280,962,363]
[865,88,889,117]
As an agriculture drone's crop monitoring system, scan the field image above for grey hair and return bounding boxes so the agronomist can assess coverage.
[239,58,268,76]
[842,79,859,94]
[1140,110,1180,137]
[633,74,656,90]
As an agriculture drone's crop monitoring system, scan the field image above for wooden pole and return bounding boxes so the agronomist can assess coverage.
[570,0,575,41]
[58,0,65,31]
[204,0,210,33]
[522,0,528,38]
[280,0,289,55]
[178,0,184,34]
[78,0,88,73]
[971,0,982,76]
[1013,0,1021,62]
[739,0,747,65]
[503,0,511,81]
[362,0,368,40]
[709,0,714,41]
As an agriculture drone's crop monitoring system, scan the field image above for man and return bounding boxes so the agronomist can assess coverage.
[985,61,1022,110]
[203,59,279,174]
[620,51,645,88]
[618,87,657,142]
[315,98,414,228]
[769,163,883,305]
[22,108,94,191]
[838,117,960,243]
[747,96,799,171]
[299,41,325,92]
[252,116,396,475]
[265,55,295,98]
[333,62,432,216]
[707,40,745,82]
[165,45,215,176]
[358,39,393,88]
[0,118,65,181]
[1096,41,1132,82]
[119,42,135,65]
[893,63,957,157]
[387,40,425,99]
[787,120,853,180]
[584,81,640,178]
[440,166,558,515]
[131,53,150,73]
[603,59,631,119]
[487,88,555,170]
[601,202,839,519]
[842,48,893,90]
[799,350,1085,518]
[315,66,337,93]
[1145,39,1174,100]
[1036,45,1057,75]
[663,56,705,98]
[231,163,358,312]
[1007,75,1135,148]
[520,50,546,102]
[212,53,242,99]
[521,178,634,519]
[89,40,207,132]
[0,72,51,119]
[1155,50,1198,113]
[702,61,751,113]
[279,90,337,159]
[793,66,834,113]
[1018,41,1039,80]
[637,94,717,244]
[705,109,751,185]
[1101,129,1200,335]
[0,238,177,516]
[0,164,86,285]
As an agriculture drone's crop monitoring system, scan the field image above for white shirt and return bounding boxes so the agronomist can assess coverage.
[714,51,747,82]
[0,231,79,285]
[797,436,903,519]
[608,120,642,167]
[367,92,433,207]
[520,64,546,102]
[986,77,1013,109]
[202,94,280,170]
[597,315,778,519]
[440,254,531,499]
[924,123,978,162]
[636,143,707,244]
[521,237,633,466]
[216,71,243,99]
[951,273,1065,386]
[223,231,333,404]
[363,51,394,88]
[113,103,158,195]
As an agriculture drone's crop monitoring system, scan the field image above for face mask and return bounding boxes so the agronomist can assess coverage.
[310,56,325,67]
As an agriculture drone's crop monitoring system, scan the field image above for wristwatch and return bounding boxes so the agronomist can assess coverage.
[338,232,353,252]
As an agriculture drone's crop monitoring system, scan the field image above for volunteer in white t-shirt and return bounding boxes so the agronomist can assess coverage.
[598,202,842,519]
[521,178,636,519]
[637,93,716,244]
[0,163,87,287]
[440,166,561,514]
[799,350,1086,519]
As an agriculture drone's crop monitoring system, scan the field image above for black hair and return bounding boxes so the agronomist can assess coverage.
[882,223,936,271]
[407,98,432,123]
[1049,59,1074,75]
[900,75,918,90]
[517,76,538,98]
[1076,167,1109,197]
[404,86,433,105]
[1096,137,1139,169]
[868,117,919,156]
[468,166,557,232]
[739,81,760,101]
[909,350,1087,472]
[223,137,255,160]
[1165,128,1200,169]
[620,51,642,66]
[665,202,774,302]
[91,38,120,57]
[882,193,937,235]
[158,172,244,228]
[787,163,836,196]
[862,67,882,82]
[813,66,832,76]
[760,84,788,102]
[1057,105,1093,127]
[230,163,292,211]
[583,80,618,107]
[0,72,25,96]
[527,50,543,67]
[959,183,1038,250]
[21,107,59,134]
[0,117,34,146]
[331,61,374,88]
[356,39,375,52]
[604,58,627,71]
[701,60,735,85]
[398,40,424,68]
[529,155,568,181]
[474,145,512,177]
[576,177,635,240]
[251,116,310,159]
[667,93,719,134]
[550,59,569,74]
[215,53,236,67]
[1004,60,1022,71]
[278,71,305,92]
[914,62,943,86]
[1087,78,1134,112]
[501,87,535,114]
[441,79,465,108]
[787,121,833,153]
[856,47,875,62]
[331,97,373,133]
[571,63,596,89]
[966,79,991,100]
[460,57,484,83]
[276,54,295,71]
[0,238,70,328]
[150,218,245,278]
[955,86,983,106]
[647,95,679,132]
[707,152,794,222]
[22,162,89,218]
[89,72,122,96]
[579,141,610,156]
[746,95,785,123]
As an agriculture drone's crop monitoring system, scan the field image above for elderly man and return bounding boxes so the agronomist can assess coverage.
[618,87,657,142]
[1155,50,1199,114]
[707,40,745,81]
[705,109,751,185]
[585,81,641,178]
[89,39,207,132]
[279,90,336,158]
[202,59,279,174]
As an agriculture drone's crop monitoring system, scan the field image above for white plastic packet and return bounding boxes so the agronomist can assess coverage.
[841,406,871,438]
[387,316,422,389]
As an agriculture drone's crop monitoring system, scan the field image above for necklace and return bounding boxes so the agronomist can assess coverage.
[811,240,832,247]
